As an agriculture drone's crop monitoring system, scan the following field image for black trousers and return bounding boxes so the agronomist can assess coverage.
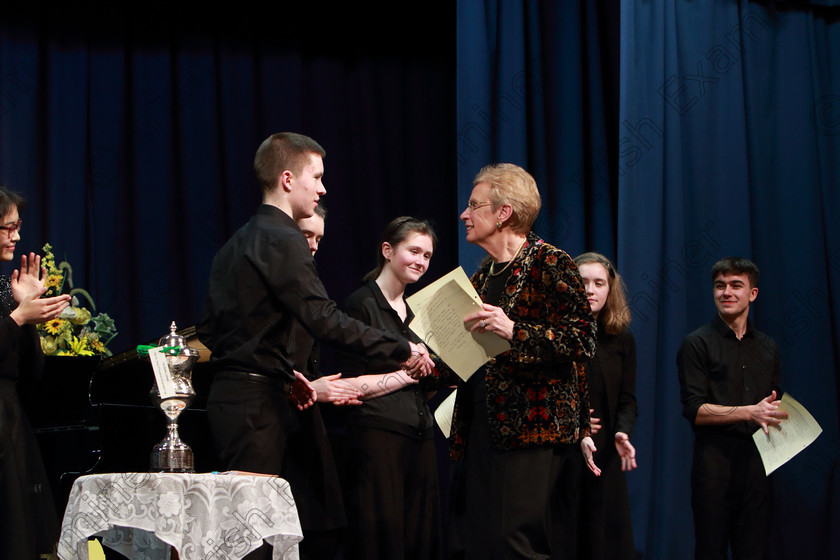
[343,426,441,560]
[691,435,772,560]
[451,406,583,560]
[207,373,294,475]
[207,373,345,560]
[578,446,635,560]
[0,382,59,560]
[207,374,292,560]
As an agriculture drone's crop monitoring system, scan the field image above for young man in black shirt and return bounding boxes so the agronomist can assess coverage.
[677,257,788,560]
[198,132,430,557]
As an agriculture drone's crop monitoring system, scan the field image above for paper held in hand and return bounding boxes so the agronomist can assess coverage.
[406,266,510,381]
[434,389,457,438]
[752,393,822,476]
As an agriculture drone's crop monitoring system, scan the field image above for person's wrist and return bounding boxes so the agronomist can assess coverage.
[8,308,24,326]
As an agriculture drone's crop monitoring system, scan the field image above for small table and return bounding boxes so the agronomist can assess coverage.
[58,472,303,560]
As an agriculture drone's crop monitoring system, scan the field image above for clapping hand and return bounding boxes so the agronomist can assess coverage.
[9,252,70,326]
[11,253,47,302]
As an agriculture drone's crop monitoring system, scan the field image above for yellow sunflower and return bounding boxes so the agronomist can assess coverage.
[45,274,62,290]
[43,318,66,335]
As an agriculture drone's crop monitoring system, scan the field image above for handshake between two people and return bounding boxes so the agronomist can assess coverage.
[402,341,435,379]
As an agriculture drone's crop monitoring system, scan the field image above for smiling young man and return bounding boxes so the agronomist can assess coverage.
[198,132,431,560]
[677,257,787,560]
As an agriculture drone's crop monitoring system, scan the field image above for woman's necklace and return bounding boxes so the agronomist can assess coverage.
[488,237,527,277]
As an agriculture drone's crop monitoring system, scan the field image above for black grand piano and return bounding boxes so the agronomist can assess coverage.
[19,325,219,514]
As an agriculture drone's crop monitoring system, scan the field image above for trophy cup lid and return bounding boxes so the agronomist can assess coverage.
[158,321,199,357]
[159,321,186,348]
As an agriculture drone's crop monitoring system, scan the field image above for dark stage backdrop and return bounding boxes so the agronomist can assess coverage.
[620,1,840,558]
[459,0,839,559]
[457,0,620,270]
[1,8,458,554]
[0,5,458,356]
[3,1,839,558]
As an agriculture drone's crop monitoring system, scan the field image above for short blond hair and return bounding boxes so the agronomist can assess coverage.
[473,163,541,233]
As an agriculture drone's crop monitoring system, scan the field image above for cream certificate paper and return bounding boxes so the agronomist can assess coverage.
[407,266,482,308]
[407,267,510,381]
[752,393,822,476]
[434,389,457,438]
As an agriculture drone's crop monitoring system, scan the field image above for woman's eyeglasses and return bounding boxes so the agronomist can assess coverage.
[0,218,22,236]
[465,201,492,213]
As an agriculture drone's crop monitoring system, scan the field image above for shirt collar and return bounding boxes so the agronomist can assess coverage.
[367,281,415,324]
[712,313,755,339]
[257,204,297,228]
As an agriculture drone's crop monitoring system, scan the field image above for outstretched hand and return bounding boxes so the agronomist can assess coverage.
[289,370,317,411]
[580,436,601,476]
[614,432,637,472]
[311,373,363,406]
[402,342,434,379]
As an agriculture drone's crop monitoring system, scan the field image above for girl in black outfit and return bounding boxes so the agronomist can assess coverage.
[574,252,639,560]
[0,186,70,559]
[338,217,440,560]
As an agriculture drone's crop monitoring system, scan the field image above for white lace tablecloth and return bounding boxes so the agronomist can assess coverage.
[58,472,303,560]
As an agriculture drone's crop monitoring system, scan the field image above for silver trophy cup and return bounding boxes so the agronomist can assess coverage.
[150,321,200,473]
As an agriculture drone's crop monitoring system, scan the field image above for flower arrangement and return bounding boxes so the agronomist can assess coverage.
[36,243,118,356]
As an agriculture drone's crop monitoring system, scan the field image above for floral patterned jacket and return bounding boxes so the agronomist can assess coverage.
[448,232,597,460]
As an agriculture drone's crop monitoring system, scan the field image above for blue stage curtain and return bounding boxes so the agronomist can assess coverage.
[620,1,840,558]
[0,6,457,352]
[457,0,619,272]
[460,0,840,558]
